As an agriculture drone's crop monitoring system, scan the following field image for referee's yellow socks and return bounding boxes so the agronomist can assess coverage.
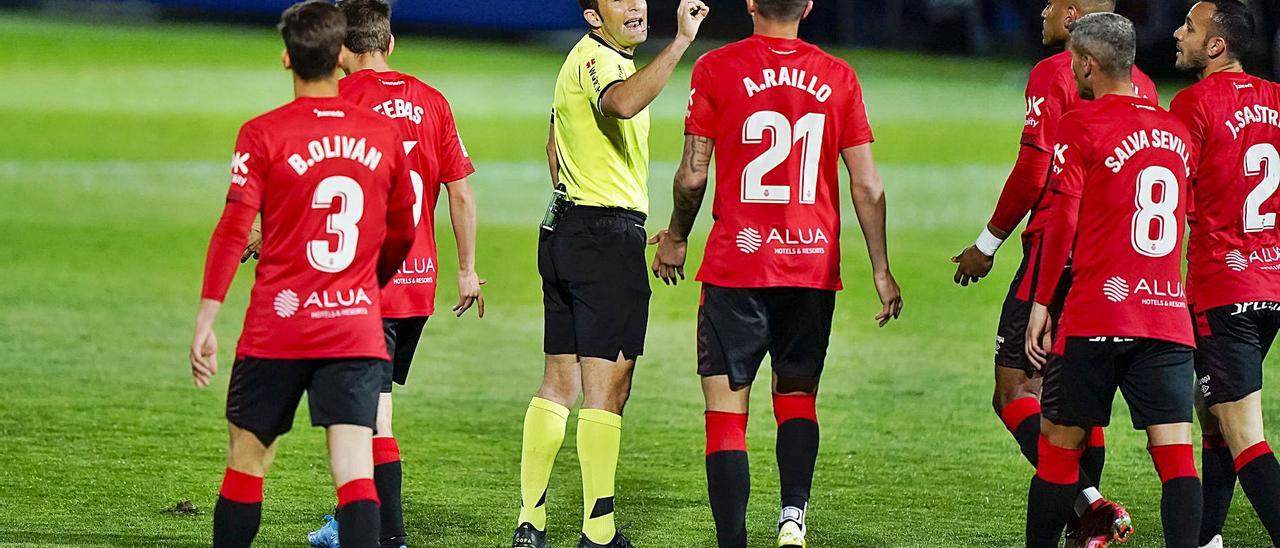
[578,408,623,544]
[518,397,570,531]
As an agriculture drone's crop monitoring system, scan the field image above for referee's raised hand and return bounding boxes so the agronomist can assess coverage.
[676,0,710,43]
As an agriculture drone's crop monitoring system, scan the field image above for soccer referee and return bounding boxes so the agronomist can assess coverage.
[511,1,708,547]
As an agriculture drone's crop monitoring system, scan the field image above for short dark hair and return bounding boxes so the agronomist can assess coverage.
[1206,0,1256,60]
[579,0,598,12]
[278,1,347,81]
[1069,12,1136,79]
[336,0,392,54]
[755,0,809,21]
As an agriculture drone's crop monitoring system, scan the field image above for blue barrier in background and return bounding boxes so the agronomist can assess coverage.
[147,0,584,30]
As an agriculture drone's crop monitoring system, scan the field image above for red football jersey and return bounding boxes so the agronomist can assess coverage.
[685,35,873,290]
[1035,95,1195,351]
[211,97,414,360]
[1014,52,1158,300]
[986,52,1158,234]
[1171,71,1280,310]
[340,69,476,318]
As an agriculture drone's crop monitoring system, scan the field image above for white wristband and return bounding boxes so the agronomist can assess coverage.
[974,228,1005,257]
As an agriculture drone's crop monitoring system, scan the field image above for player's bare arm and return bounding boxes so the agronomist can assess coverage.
[843,143,903,327]
[597,0,709,119]
[546,120,560,188]
[650,134,713,285]
[444,176,485,318]
[189,299,221,387]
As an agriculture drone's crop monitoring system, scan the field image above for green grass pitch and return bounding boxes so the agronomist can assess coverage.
[0,14,1273,547]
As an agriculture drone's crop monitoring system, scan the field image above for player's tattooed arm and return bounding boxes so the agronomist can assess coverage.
[546,120,560,188]
[843,144,903,327]
[444,177,485,318]
[649,134,713,286]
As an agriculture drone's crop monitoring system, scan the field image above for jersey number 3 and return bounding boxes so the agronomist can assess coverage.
[308,175,364,273]
[741,111,825,204]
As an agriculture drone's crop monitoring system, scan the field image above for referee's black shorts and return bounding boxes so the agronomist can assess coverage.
[538,205,651,361]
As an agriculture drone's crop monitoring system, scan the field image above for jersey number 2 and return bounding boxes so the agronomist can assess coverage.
[741,111,825,204]
[308,175,364,273]
[1244,143,1280,233]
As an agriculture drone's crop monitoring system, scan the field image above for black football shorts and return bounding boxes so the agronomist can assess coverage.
[226,357,388,446]
[382,316,429,392]
[1194,302,1280,407]
[538,206,651,361]
[1041,337,1194,430]
[995,238,1070,372]
[697,284,836,389]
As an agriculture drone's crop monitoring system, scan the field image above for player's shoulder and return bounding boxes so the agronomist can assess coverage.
[1030,50,1072,79]
[1171,76,1214,110]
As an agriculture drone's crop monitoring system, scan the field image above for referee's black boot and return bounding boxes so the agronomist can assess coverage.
[512,522,550,548]
[577,532,633,548]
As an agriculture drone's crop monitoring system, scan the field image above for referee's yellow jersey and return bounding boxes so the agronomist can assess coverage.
[552,33,651,214]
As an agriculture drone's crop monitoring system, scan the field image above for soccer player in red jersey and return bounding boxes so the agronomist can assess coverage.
[1171,3,1280,546]
[187,3,415,547]
[291,2,482,546]
[951,1,1157,538]
[650,1,902,545]
[1024,13,1201,547]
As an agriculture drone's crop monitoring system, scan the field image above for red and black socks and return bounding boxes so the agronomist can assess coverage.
[1024,435,1085,545]
[1000,397,1042,466]
[1200,434,1236,545]
[774,394,818,533]
[1235,441,1280,543]
[1149,444,1202,548]
[705,411,749,548]
[373,437,405,547]
[1080,427,1106,487]
[1026,436,1082,548]
[337,478,382,548]
[214,468,263,548]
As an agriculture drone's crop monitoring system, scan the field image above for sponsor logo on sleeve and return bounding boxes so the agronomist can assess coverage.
[231,152,250,186]
[1025,96,1045,127]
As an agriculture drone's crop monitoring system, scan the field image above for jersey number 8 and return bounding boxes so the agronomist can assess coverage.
[1132,166,1179,258]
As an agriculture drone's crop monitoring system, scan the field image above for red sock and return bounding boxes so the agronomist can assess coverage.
[1036,436,1083,485]
[705,411,748,455]
[1236,441,1273,472]
[219,468,263,504]
[373,437,401,466]
[773,394,818,510]
[1000,397,1041,433]
[1149,444,1201,545]
[773,393,817,425]
[337,478,380,508]
[705,411,749,547]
